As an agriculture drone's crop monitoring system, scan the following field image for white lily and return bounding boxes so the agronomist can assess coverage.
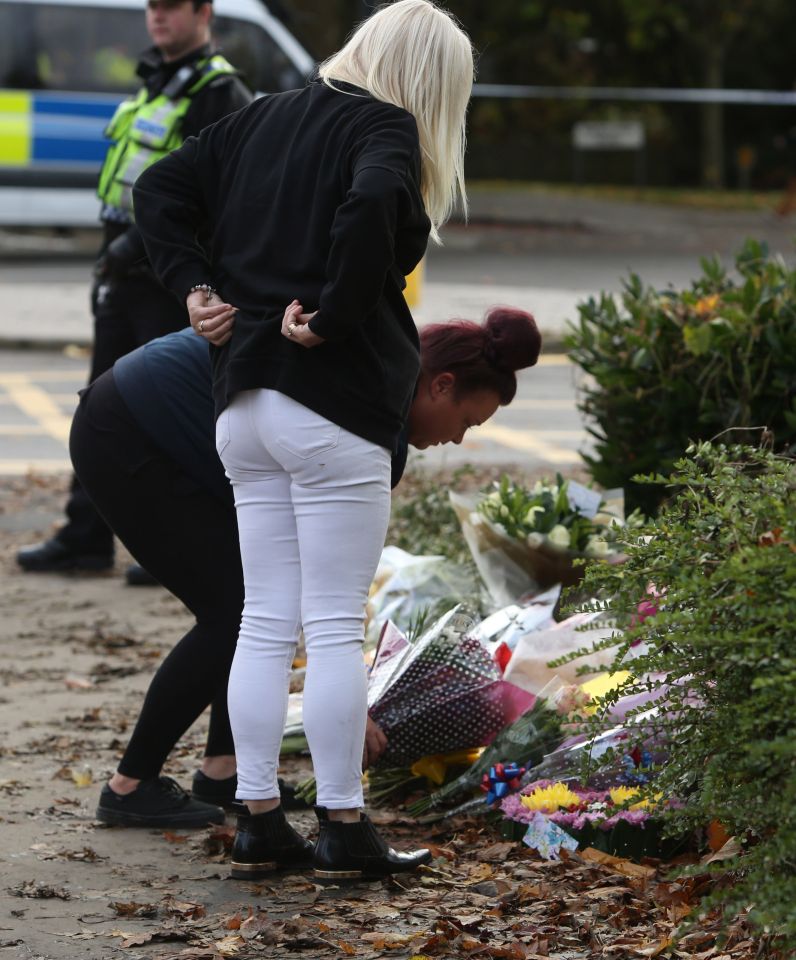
[548,524,571,549]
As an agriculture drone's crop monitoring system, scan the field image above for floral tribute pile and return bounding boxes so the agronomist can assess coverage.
[295,473,677,861]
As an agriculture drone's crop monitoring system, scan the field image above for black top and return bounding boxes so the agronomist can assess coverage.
[134,79,431,452]
[102,43,252,267]
[113,328,409,498]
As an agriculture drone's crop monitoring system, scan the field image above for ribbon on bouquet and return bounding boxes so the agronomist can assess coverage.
[481,762,526,805]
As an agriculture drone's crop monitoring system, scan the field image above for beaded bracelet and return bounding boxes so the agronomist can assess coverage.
[187,283,217,298]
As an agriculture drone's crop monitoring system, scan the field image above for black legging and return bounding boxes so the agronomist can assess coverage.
[69,369,243,779]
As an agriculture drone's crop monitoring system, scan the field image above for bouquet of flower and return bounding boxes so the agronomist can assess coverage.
[451,477,632,601]
[367,606,510,767]
[502,778,663,832]
[407,691,566,816]
[479,474,618,555]
[362,748,484,808]
[500,778,684,860]
[520,696,670,789]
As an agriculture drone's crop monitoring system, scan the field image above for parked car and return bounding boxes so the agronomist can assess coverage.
[0,0,315,226]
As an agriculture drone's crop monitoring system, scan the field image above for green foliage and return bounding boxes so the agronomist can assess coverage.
[387,464,475,568]
[567,442,796,947]
[566,239,796,514]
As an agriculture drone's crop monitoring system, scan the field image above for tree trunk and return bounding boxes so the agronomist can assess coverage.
[700,45,725,188]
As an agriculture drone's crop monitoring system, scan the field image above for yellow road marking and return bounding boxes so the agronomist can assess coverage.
[535,353,570,367]
[3,379,72,445]
[0,370,85,384]
[472,422,581,463]
[0,425,48,435]
[508,398,576,410]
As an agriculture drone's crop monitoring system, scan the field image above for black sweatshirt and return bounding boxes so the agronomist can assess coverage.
[134,79,431,451]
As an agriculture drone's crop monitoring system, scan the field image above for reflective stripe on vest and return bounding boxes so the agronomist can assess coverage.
[97,55,236,217]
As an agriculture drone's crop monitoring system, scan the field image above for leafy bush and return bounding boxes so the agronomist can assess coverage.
[566,239,796,514]
[569,443,796,948]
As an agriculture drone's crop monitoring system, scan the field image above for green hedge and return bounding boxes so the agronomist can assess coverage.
[565,239,796,514]
[570,443,796,950]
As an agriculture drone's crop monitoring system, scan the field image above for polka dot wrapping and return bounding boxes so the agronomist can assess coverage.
[368,608,508,766]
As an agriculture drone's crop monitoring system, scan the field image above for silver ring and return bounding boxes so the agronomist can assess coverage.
[199,319,205,333]
[287,322,297,336]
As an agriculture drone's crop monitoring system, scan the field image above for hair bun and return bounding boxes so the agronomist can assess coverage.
[483,306,542,372]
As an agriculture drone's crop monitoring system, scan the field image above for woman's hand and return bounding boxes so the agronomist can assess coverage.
[281,300,325,348]
[187,289,237,346]
[363,716,388,769]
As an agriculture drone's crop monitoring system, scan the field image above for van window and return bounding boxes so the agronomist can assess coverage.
[0,4,146,92]
[214,16,305,93]
[0,3,305,95]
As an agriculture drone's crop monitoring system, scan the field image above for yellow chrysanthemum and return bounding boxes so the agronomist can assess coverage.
[609,786,661,810]
[520,783,580,812]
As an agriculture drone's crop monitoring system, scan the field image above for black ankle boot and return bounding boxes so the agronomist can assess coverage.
[230,807,314,880]
[313,807,432,882]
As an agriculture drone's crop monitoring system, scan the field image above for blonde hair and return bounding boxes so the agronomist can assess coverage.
[319,0,473,243]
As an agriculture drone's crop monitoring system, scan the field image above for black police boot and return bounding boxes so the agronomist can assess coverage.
[230,807,314,880]
[313,807,432,883]
[17,538,113,573]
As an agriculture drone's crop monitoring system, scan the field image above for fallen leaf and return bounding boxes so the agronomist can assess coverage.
[635,937,673,957]
[580,848,656,879]
[468,863,494,881]
[215,934,246,956]
[162,896,206,920]
[583,884,631,900]
[700,837,742,865]
[71,766,94,788]
[706,820,730,852]
[361,932,414,948]
[11,880,71,900]
[162,831,190,844]
[110,900,158,918]
[478,842,514,861]
[111,928,190,949]
[239,910,278,943]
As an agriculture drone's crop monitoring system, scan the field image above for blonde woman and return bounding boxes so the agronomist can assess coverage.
[134,0,474,882]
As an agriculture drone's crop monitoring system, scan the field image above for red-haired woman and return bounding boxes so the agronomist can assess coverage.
[70,305,540,879]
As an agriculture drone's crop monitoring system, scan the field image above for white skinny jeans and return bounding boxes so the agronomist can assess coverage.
[217,388,391,808]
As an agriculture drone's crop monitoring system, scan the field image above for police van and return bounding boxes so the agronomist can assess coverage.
[0,0,315,226]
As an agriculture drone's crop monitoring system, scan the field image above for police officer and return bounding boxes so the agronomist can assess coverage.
[18,0,252,577]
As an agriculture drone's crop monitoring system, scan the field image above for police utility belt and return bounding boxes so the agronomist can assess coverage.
[97,55,235,219]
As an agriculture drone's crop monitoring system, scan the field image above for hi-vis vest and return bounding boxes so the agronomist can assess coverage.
[97,54,235,217]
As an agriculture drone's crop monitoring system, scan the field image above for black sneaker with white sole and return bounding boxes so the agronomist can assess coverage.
[96,776,226,828]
